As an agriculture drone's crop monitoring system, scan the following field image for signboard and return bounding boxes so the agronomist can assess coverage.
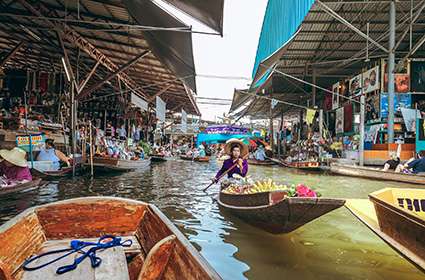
[380,93,412,118]
[332,82,339,110]
[131,93,148,111]
[156,96,166,122]
[181,109,187,133]
[335,107,344,134]
[362,66,379,94]
[410,61,425,92]
[349,74,362,96]
[16,133,45,152]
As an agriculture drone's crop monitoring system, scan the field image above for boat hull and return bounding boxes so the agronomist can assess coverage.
[217,191,345,234]
[90,157,151,172]
[0,197,221,279]
[0,178,42,197]
[330,163,425,185]
[31,167,74,179]
[247,159,276,166]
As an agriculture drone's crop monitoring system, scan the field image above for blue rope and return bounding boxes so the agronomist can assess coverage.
[23,235,132,274]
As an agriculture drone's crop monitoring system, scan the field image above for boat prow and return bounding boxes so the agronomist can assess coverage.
[0,197,221,279]
[0,178,43,197]
[217,191,345,234]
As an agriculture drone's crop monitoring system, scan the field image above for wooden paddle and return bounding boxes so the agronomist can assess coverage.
[203,155,248,192]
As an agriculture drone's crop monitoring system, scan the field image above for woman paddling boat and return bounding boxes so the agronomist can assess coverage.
[0,147,32,187]
[213,139,249,184]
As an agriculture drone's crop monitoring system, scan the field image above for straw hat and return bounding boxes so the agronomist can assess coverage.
[224,138,248,157]
[0,147,28,167]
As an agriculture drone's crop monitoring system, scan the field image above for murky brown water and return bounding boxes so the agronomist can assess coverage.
[0,159,424,280]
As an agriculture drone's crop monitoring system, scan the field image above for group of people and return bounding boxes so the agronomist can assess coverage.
[383,150,425,174]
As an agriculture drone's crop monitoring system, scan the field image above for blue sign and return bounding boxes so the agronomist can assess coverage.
[380,93,412,118]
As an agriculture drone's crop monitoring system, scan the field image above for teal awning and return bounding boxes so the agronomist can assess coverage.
[251,0,315,89]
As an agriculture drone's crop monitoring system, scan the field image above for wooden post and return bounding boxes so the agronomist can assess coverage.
[89,121,94,177]
[270,98,274,153]
[71,81,76,176]
[360,95,365,166]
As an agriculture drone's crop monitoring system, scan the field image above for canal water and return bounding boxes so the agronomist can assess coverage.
[0,159,424,280]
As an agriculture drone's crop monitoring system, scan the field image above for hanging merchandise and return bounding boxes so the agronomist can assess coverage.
[271,98,279,109]
[306,109,316,126]
[48,72,55,93]
[401,108,420,132]
[335,107,344,134]
[343,104,353,132]
[39,72,48,92]
[332,82,339,110]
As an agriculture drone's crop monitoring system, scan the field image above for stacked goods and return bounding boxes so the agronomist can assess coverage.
[222,178,319,198]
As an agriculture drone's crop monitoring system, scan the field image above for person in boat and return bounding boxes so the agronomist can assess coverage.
[254,145,266,161]
[383,152,401,172]
[198,144,206,158]
[400,150,425,174]
[213,139,248,183]
[0,147,32,186]
[36,139,71,171]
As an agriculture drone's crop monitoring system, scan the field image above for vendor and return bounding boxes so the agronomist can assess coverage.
[0,148,32,186]
[198,144,206,158]
[254,145,266,161]
[383,153,400,171]
[36,139,70,170]
[213,138,248,182]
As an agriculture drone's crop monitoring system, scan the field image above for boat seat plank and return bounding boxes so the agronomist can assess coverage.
[40,236,141,254]
[22,245,130,280]
[345,199,425,270]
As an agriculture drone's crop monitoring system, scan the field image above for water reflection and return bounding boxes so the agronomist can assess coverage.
[0,160,423,279]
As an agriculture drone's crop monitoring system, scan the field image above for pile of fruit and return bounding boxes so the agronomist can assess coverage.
[222,177,319,198]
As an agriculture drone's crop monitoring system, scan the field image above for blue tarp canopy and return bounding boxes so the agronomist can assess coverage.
[251,0,315,90]
[196,125,250,146]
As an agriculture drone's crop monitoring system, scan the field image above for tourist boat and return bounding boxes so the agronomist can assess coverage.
[282,161,322,171]
[217,190,345,234]
[180,156,210,162]
[89,157,150,172]
[195,156,210,163]
[330,163,425,185]
[150,154,167,163]
[0,197,221,279]
[345,188,425,271]
[31,167,73,179]
[0,178,43,197]
[247,159,276,166]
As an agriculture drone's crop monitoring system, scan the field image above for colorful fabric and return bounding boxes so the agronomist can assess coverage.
[0,161,32,182]
[306,109,316,126]
[215,158,248,179]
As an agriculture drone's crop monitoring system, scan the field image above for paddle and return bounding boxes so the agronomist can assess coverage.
[203,155,248,192]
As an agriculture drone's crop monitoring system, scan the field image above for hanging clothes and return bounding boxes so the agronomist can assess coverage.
[306,109,316,126]
[39,72,48,93]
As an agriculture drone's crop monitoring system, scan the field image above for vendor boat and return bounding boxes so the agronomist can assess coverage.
[179,155,193,161]
[195,157,210,163]
[31,167,74,179]
[0,197,221,280]
[330,163,425,185]
[282,160,322,171]
[0,178,43,197]
[345,188,425,271]
[149,154,167,163]
[89,157,150,173]
[216,190,345,234]
[247,159,276,166]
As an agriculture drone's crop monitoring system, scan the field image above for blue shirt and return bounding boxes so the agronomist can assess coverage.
[407,157,425,173]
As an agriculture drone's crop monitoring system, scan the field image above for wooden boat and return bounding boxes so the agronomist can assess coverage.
[345,188,425,271]
[180,156,210,162]
[217,190,345,234]
[195,156,210,163]
[180,155,193,161]
[0,197,221,280]
[282,161,322,171]
[330,163,425,185]
[31,167,73,179]
[247,159,276,166]
[0,178,42,197]
[90,157,150,172]
[150,154,167,163]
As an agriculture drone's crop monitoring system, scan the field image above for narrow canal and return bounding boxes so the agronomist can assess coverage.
[0,160,423,280]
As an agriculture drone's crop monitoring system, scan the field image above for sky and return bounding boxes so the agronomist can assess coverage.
[192,0,268,121]
[153,0,268,121]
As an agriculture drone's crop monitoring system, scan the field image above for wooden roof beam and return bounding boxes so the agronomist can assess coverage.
[0,41,23,68]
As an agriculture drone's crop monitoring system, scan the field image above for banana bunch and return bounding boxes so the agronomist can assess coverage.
[250,179,287,193]
[222,179,288,195]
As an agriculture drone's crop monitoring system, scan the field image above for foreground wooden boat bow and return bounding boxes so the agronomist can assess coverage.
[0,197,221,280]
[217,191,345,234]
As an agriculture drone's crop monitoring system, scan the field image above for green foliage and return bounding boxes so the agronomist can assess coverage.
[138,141,151,155]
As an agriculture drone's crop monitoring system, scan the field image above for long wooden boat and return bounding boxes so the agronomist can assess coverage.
[0,197,221,280]
[217,190,345,234]
[330,163,425,185]
[180,155,193,161]
[150,154,167,163]
[282,161,322,171]
[195,156,210,163]
[90,157,151,172]
[345,188,425,271]
[247,159,276,166]
[0,178,42,197]
[31,167,73,179]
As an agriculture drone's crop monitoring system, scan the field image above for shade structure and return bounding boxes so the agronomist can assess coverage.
[196,125,251,146]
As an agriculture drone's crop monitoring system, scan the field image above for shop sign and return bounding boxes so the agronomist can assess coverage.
[362,66,380,94]
[380,93,412,118]
[16,133,45,152]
